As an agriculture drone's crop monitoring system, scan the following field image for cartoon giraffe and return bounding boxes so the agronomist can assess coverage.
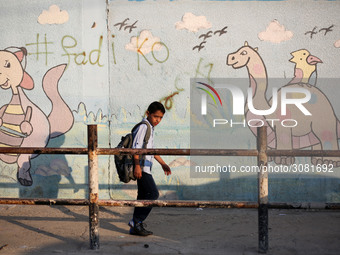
[227,42,340,166]
[0,47,74,186]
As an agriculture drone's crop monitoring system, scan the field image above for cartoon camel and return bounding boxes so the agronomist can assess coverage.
[227,42,340,166]
[0,47,74,186]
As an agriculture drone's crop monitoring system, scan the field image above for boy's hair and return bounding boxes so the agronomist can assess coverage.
[147,101,166,114]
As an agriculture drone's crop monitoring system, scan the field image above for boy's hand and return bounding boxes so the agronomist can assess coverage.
[154,156,172,176]
[133,155,142,179]
[134,165,142,179]
[162,164,172,176]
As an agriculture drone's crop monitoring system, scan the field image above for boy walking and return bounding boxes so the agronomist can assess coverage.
[129,101,171,236]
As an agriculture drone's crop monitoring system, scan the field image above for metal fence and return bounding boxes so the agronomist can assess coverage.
[0,125,339,253]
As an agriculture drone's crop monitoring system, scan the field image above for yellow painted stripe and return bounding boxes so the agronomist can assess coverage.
[2,123,22,133]
[5,105,24,115]
[0,143,11,147]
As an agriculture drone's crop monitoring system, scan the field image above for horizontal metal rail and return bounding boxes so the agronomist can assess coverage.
[2,147,340,157]
[0,147,88,154]
[0,147,259,156]
[267,149,340,157]
[1,125,340,253]
[1,198,339,209]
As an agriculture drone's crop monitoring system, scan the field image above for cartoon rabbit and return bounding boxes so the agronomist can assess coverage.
[0,47,74,186]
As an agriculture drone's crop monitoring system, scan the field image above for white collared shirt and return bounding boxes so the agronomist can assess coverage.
[132,118,154,174]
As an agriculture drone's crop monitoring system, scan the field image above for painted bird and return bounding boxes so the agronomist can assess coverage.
[199,31,213,40]
[288,49,323,86]
[214,26,228,36]
[192,41,207,52]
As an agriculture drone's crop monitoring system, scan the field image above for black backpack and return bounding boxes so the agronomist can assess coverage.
[114,121,152,183]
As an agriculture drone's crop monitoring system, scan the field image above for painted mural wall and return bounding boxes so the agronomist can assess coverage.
[0,0,340,203]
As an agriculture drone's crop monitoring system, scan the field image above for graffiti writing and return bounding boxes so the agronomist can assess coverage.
[24,33,170,69]
[161,91,179,110]
[160,58,212,111]
[195,58,214,82]
[61,35,104,67]
[25,33,54,66]
[137,40,170,71]
[111,34,117,65]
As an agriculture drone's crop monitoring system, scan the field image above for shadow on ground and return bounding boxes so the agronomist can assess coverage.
[1,205,340,255]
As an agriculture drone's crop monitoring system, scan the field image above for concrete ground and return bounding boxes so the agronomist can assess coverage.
[0,205,339,255]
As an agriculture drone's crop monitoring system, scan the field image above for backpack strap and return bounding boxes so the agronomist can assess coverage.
[131,120,152,166]
[131,120,152,148]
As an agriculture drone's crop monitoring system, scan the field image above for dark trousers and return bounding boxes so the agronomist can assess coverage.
[133,172,159,223]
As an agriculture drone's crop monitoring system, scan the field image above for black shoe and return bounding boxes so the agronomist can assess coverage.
[129,221,153,236]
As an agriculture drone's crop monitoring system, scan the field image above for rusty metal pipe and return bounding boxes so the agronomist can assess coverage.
[0,147,88,154]
[97,200,258,208]
[0,198,88,205]
[257,127,268,253]
[88,125,99,250]
[267,150,340,157]
[0,198,339,209]
[1,147,340,157]
[96,148,259,156]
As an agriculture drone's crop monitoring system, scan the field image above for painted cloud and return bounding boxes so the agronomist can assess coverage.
[258,20,293,43]
[125,30,162,55]
[335,39,340,48]
[38,5,69,25]
[175,12,212,33]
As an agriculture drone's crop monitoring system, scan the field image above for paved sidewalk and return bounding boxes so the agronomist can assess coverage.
[0,205,339,255]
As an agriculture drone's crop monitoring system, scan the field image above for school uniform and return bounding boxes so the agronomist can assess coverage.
[132,118,159,223]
